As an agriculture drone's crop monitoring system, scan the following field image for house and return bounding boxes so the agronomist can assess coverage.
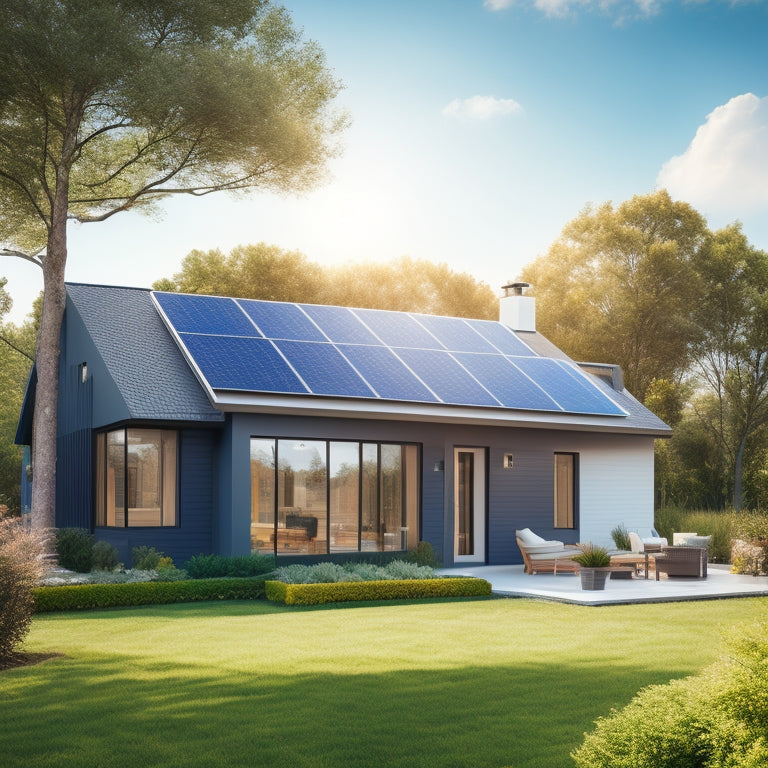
[16,282,670,567]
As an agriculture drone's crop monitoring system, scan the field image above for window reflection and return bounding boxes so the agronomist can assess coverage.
[251,438,419,555]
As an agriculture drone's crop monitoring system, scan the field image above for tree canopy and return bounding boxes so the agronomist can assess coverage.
[0,0,345,528]
[521,190,707,401]
[154,246,499,319]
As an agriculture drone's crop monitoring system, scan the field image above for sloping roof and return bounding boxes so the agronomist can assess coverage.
[66,283,224,423]
[147,287,670,436]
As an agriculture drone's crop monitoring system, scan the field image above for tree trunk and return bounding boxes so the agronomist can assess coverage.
[29,178,71,531]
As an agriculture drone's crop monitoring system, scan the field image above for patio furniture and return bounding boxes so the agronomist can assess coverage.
[515,528,581,575]
[610,531,666,577]
[654,546,707,579]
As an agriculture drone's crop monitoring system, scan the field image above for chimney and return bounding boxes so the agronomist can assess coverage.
[499,282,535,332]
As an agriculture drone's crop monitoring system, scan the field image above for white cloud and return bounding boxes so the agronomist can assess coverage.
[442,95,523,120]
[484,0,665,18]
[656,93,768,217]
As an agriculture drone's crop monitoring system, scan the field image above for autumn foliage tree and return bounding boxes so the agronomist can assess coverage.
[0,0,345,529]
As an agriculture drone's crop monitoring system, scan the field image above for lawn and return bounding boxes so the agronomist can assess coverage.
[2,596,766,768]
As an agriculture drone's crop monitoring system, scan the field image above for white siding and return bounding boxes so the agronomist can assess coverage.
[577,435,656,547]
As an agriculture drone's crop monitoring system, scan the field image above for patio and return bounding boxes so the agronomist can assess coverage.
[444,563,768,605]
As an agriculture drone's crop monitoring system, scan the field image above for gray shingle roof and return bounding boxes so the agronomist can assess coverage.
[67,283,223,422]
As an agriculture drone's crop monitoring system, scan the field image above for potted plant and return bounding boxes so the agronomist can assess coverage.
[573,543,612,590]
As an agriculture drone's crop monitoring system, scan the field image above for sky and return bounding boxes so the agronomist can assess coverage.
[3,0,768,324]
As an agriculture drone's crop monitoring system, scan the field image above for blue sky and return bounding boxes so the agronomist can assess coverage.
[3,0,768,323]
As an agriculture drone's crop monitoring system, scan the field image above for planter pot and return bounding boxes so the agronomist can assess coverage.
[579,567,611,590]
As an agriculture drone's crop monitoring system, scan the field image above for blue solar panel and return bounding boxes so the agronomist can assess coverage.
[274,341,375,398]
[465,319,534,356]
[179,334,307,393]
[352,308,444,349]
[238,299,327,342]
[413,314,498,353]
[154,292,261,337]
[153,291,628,418]
[338,344,440,403]
[299,304,381,345]
[394,348,501,406]
[453,353,562,411]
[509,357,626,415]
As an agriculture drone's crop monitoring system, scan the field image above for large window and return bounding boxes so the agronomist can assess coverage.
[95,429,178,527]
[250,439,420,555]
[553,452,577,529]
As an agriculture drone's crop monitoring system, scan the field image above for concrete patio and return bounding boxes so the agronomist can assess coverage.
[444,563,768,605]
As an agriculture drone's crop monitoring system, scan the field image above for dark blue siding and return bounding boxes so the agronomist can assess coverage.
[96,429,218,566]
[56,360,93,529]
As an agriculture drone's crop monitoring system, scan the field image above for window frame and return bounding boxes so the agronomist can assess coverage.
[553,452,578,530]
[94,427,179,528]
[250,437,421,556]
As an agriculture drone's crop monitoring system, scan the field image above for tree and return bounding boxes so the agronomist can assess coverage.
[322,256,498,319]
[153,243,328,303]
[0,0,345,529]
[521,191,707,401]
[0,284,37,513]
[155,248,499,319]
[690,224,768,509]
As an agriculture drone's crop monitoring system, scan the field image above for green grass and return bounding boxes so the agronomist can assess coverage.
[2,597,766,768]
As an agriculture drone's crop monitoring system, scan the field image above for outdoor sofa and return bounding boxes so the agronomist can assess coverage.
[515,528,581,575]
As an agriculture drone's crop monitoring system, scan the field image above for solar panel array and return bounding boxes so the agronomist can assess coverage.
[152,292,627,416]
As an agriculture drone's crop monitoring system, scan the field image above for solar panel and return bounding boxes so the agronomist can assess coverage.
[300,304,381,345]
[153,291,628,418]
[394,348,501,407]
[179,334,307,393]
[352,308,444,349]
[238,299,327,342]
[453,352,561,411]
[154,292,261,337]
[273,340,376,398]
[465,319,534,356]
[337,344,440,402]
[412,314,498,354]
[510,357,626,415]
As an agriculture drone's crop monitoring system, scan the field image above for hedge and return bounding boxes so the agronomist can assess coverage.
[33,577,268,612]
[265,577,492,605]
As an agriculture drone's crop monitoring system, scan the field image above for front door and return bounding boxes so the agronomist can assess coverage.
[454,447,486,563]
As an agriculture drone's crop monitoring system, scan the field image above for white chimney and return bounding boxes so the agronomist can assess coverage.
[499,282,535,332]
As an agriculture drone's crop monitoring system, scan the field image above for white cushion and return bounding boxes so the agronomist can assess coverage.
[527,548,577,560]
[642,536,668,547]
[516,528,547,546]
[628,532,645,553]
[523,542,565,554]
[673,532,697,546]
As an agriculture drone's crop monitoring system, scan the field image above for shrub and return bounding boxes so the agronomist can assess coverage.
[274,560,438,584]
[33,577,268,612]
[155,566,189,582]
[55,527,94,572]
[91,541,120,571]
[131,545,166,570]
[0,512,48,659]
[265,577,492,605]
[573,618,768,768]
[405,541,440,567]
[184,553,276,579]
[610,524,631,551]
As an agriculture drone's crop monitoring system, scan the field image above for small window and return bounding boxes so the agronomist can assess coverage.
[96,428,178,527]
[554,453,577,529]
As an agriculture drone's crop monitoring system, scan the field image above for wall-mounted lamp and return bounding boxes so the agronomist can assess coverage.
[433,460,445,472]
[79,362,88,384]
[503,453,514,469]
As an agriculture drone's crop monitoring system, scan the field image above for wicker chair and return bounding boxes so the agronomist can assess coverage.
[654,546,707,579]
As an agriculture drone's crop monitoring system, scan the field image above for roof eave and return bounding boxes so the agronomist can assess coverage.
[211,390,672,437]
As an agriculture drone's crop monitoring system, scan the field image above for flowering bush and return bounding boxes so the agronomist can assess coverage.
[0,512,49,660]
